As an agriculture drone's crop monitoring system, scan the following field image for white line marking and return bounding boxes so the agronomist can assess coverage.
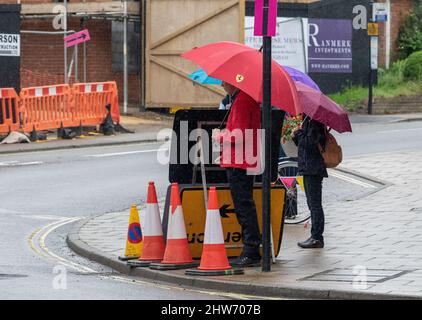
[0,161,43,167]
[85,149,161,158]
[329,170,378,188]
[376,127,422,134]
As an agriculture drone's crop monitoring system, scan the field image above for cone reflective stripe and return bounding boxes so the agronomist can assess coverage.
[186,187,243,276]
[139,182,165,261]
[118,205,143,261]
[161,183,193,264]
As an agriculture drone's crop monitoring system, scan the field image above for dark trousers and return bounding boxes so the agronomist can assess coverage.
[304,175,325,242]
[226,168,261,258]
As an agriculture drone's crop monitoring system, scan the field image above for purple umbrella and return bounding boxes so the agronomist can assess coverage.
[282,66,321,91]
[295,81,352,133]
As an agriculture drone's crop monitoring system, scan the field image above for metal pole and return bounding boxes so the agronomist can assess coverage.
[262,0,272,273]
[368,68,373,115]
[75,44,78,82]
[81,17,87,83]
[385,0,391,69]
[64,0,68,84]
[300,17,308,73]
[83,41,87,82]
[123,0,128,114]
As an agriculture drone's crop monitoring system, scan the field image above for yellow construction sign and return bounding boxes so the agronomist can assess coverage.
[367,23,379,36]
[122,205,144,259]
[181,186,286,259]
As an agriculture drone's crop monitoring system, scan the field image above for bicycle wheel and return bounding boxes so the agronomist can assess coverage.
[277,160,311,225]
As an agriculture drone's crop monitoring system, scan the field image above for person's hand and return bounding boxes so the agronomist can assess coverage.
[291,127,300,139]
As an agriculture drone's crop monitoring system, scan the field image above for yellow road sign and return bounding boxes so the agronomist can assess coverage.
[180,186,286,259]
[367,23,379,36]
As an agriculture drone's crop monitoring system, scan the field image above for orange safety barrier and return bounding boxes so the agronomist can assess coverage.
[72,81,120,126]
[0,88,21,134]
[20,84,74,132]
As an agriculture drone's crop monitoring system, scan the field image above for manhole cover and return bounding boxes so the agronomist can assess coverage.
[300,268,413,283]
[0,273,28,280]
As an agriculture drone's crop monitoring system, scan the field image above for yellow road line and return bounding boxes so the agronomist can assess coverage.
[28,218,283,300]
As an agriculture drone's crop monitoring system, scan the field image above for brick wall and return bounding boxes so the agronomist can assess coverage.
[373,95,422,114]
[20,18,140,105]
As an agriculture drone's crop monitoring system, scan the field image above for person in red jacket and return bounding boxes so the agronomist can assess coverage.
[214,81,262,267]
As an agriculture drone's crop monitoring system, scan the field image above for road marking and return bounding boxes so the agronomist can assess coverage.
[20,214,70,221]
[28,218,283,300]
[0,161,43,167]
[376,127,422,134]
[329,170,378,188]
[85,149,162,158]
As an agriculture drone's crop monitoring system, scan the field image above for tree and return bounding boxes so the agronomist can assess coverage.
[397,1,422,59]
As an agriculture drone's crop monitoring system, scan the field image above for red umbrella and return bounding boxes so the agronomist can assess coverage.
[295,81,352,133]
[182,41,302,116]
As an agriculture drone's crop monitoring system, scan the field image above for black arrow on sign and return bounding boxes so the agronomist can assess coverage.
[219,204,236,218]
[66,33,87,45]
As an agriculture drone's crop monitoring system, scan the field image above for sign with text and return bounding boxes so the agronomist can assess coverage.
[64,29,90,48]
[180,186,285,258]
[0,33,20,57]
[308,19,352,73]
[373,2,388,22]
[254,0,277,37]
[246,16,308,72]
[371,36,378,70]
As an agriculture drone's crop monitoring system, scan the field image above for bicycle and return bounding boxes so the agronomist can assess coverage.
[277,156,311,225]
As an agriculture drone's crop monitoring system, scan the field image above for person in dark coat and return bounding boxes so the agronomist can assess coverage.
[292,115,328,248]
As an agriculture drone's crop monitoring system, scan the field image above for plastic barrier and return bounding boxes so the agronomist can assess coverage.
[0,88,21,134]
[72,82,120,126]
[1,81,120,136]
[20,84,73,132]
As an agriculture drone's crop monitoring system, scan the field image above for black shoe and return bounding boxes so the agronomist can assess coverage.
[230,255,261,268]
[298,237,324,249]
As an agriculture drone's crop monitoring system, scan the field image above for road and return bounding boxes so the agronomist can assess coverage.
[0,119,421,299]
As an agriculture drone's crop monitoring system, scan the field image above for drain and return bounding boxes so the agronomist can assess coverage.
[300,268,414,283]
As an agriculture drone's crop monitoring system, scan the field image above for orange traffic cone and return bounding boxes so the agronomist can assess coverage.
[128,181,166,267]
[118,205,143,261]
[149,183,198,270]
[186,187,244,276]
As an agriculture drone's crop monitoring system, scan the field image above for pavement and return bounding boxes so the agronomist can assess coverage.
[0,113,173,154]
[4,110,422,299]
[67,149,422,299]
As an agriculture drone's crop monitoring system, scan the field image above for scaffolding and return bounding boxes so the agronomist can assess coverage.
[20,1,141,114]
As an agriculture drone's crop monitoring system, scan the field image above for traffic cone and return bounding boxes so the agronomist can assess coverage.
[186,187,244,276]
[128,181,165,267]
[118,205,143,261]
[149,183,198,270]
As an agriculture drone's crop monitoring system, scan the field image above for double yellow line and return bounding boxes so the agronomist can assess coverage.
[27,217,282,300]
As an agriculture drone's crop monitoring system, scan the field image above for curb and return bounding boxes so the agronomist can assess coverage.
[0,138,163,155]
[66,217,420,300]
[390,117,422,124]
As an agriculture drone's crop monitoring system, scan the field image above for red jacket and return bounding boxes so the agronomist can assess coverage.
[216,91,261,171]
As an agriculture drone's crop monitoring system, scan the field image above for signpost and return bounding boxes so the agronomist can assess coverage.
[254,0,277,272]
[367,18,379,115]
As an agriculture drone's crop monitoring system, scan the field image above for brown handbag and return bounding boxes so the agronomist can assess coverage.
[318,129,343,168]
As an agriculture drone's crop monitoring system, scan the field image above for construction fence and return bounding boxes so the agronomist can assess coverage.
[0,81,120,135]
